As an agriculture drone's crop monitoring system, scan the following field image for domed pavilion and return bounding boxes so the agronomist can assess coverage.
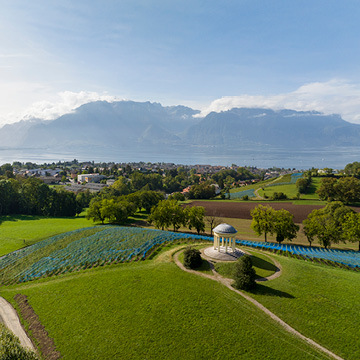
[203,223,243,261]
[213,223,237,253]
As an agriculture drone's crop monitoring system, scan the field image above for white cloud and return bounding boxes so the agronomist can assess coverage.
[2,91,122,125]
[197,79,360,123]
[20,91,121,121]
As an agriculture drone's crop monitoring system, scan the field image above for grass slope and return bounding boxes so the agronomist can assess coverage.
[248,252,360,360]
[0,214,92,256]
[1,259,329,360]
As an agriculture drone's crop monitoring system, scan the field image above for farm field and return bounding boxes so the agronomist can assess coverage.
[1,252,332,360]
[187,200,325,223]
[0,214,92,257]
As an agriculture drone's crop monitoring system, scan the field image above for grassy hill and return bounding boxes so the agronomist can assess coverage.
[0,227,358,359]
[1,252,332,360]
[229,174,324,203]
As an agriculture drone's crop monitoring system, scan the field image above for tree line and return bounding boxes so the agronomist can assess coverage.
[0,177,82,217]
[251,202,360,251]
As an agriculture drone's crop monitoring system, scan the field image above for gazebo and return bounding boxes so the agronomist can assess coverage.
[213,223,237,253]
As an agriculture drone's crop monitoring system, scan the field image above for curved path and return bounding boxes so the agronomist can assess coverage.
[254,174,284,200]
[0,296,36,351]
[173,250,343,360]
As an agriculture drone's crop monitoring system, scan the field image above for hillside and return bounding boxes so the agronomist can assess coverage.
[0,227,359,359]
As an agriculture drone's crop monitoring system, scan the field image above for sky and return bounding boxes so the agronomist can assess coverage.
[1,0,360,125]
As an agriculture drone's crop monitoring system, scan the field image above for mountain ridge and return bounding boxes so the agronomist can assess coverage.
[1,101,360,154]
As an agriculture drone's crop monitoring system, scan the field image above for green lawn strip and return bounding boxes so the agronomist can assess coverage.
[259,183,299,199]
[0,215,92,256]
[214,250,277,279]
[247,255,360,360]
[1,262,329,360]
[229,178,274,193]
[300,177,322,199]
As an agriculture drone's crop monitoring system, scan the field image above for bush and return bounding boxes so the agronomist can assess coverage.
[271,192,287,200]
[183,247,202,269]
[0,323,38,359]
[242,195,249,201]
[233,255,256,291]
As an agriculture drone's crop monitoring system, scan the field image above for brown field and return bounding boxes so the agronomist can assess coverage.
[186,201,325,223]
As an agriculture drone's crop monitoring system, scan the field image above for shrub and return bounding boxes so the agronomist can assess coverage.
[242,195,249,201]
[233,255,256,291]
[183,247,202,269]
[0,323,38,360]
[271,192,287,200]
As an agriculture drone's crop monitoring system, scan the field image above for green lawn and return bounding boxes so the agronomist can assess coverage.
[0,214,92,256]
[248,253,360,360]
[1,259,330,360]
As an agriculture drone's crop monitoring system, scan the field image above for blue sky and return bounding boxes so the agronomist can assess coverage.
[1,0,360,124]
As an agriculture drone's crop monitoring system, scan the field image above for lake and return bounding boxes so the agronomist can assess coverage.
[0,145,359,169]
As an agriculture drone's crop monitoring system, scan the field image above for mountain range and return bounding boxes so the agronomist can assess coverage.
[1,100,360,158]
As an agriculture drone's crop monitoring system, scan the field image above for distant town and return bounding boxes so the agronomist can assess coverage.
[6,159,311,195]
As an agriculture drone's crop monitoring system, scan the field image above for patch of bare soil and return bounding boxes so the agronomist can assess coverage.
[14,294,61,360]
[186,201,325,223]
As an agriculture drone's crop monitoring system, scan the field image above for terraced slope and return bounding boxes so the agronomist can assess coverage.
[0,226,211,284]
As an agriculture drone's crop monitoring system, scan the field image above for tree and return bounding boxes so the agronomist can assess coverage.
[250,205,275,242]
[272,209,299,243]
[147,199,172,230]
[139,191,164,213]
[186,206,205,235]
[87,198,105,224]
[316,177,337,201]
[205,211,222,236]
[183,247,202,269]
[233,255,256,291]
[296,177,310,194]
[187,183,216,199]
[148,199,186,232]
[302,202,353,248]
[342,212,360,251]
[335,177,360,204]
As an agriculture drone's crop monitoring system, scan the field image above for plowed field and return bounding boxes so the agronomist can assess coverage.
[187,201,325,223]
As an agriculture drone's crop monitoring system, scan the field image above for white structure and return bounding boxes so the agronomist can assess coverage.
[213,223,237,253]
[77,173,105,183]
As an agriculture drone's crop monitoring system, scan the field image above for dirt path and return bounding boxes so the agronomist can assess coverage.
[254,175,283,200]
[0,296,36,351]
[173,250,343,360]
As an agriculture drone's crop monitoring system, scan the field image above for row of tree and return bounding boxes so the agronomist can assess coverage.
[316,177,360,203]
[303,202,360,250]
[148,200,206,234]
[86,190,164,224]
[251,202,360,251]
[250,205,299,243]
[0,178,81,217]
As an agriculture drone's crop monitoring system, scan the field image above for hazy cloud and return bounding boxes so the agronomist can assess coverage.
[197,79,360,123]
[14,91,122,123]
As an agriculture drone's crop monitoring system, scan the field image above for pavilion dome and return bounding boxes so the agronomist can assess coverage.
[213,223,237,235]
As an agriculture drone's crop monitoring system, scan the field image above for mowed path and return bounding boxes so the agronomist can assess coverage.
[0,296,35,351]
[173,250,343,360]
